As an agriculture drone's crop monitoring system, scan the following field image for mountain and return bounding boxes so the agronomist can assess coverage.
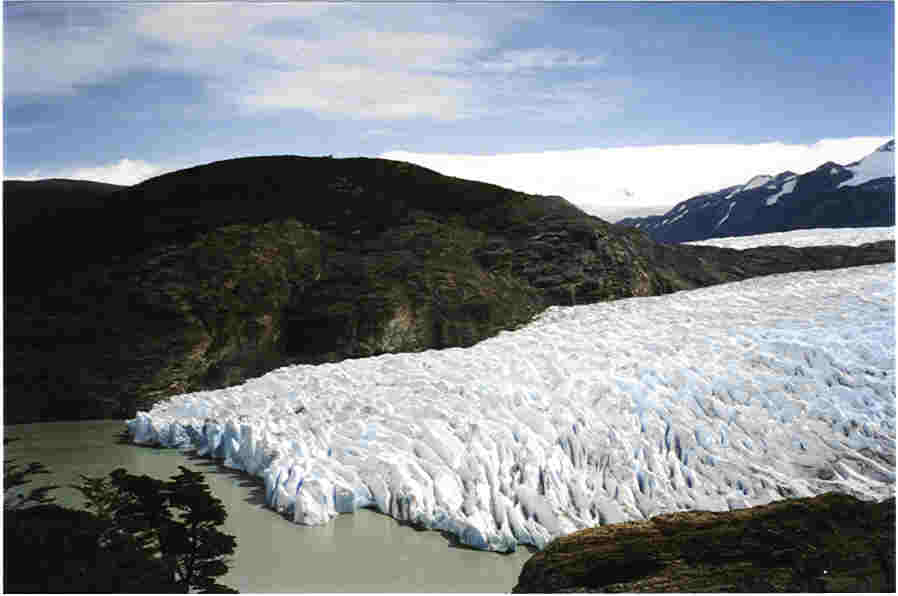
[4,156,893,423]
[617,140,895,243]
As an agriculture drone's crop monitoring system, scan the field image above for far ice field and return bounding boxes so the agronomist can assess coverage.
[130,226,896,552]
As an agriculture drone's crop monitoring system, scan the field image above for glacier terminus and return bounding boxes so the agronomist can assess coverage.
[128,227,896,552]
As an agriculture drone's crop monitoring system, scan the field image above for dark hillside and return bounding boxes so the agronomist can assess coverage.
[513,492,895,593]
[4,156,893,423]
[4,179,125,292]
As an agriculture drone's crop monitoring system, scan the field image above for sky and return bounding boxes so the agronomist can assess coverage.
[3,2,894,220]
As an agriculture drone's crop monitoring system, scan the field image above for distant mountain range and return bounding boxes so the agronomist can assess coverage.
[617,140,895,243]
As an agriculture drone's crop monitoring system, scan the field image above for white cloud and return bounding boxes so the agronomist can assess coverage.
[5,3,612,123]
[132,4,490,120]
[241,65,474,121]
[381,137,892,220]
[4,6,150,96]
[475,48,605,72]
[13,158,166,186]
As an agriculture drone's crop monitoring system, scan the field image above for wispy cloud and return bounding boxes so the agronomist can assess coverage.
[475,48,605,72]
[382,137,892,220]
[4,5,151,96]
[5,3,617,123]
[241,66,474,121]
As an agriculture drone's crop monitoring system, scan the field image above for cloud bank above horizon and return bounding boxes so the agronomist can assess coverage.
[8,137,890,224]
[382,137,892,220]
[12,158,168,187]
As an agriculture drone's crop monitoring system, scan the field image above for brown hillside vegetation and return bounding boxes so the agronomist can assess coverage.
[513,492,896,593]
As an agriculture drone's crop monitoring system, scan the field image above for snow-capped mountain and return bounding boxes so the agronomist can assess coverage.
[617,140,895,243]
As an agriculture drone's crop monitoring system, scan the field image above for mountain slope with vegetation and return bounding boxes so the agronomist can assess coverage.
[513,492,895,593]
[4,156,894,423]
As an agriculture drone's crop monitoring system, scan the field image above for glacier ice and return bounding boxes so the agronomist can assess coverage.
[128,230,895,553]
[687,226,894,250]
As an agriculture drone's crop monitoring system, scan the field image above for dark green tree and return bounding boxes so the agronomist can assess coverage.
[3,442,238,593]
[77,466,238,593]
[4,439,177,592]
[3,437,58,510]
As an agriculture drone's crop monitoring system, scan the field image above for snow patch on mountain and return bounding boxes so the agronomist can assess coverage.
[723,175,774,201]
[127,229,895,553]
[743,174,773,191]
[716,201,736,228]
[667,209,688,225]
[765,177,799,206]
[839,141,895,188]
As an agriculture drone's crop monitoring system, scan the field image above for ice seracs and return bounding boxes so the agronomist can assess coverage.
[128,228,896,552]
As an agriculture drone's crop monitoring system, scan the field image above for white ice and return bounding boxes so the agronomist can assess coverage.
[128,228,896,552]
[838,148,895,188]
[687,226,894,250]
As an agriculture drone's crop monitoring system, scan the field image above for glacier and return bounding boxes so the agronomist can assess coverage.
[686,226,894,250]
[128,228,896,552]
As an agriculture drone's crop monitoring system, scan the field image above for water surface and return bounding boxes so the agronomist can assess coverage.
[5,420,533,592]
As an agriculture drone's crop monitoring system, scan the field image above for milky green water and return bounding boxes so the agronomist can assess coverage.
[4,420,533,593]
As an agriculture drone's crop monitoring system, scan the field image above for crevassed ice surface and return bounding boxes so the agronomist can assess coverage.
[128,262,896,553]
[687,226,894,250]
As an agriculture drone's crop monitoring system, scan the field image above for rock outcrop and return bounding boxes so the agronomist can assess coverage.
[513,492,896,593]
[4,156,894,423]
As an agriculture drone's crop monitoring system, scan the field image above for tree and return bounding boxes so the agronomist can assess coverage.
[3,437,58,510]
[76,466,238,593]
[3,437,238,594]
[4,503,176,593]
[165,467,237,592]
[4,439,177,593]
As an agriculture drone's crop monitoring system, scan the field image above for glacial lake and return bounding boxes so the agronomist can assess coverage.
[4,420,533,593]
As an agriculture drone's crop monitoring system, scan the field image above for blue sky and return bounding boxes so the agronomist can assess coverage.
[3,2,894,218]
